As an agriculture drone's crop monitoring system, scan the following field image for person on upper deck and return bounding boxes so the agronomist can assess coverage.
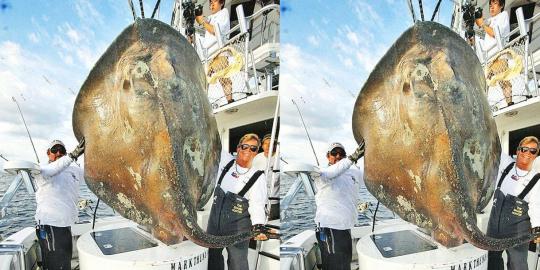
[195,0,235,104]
[35,138,85,270]
[313,141,365,270]
[487,136,540,270]
[475,0,510,57]
[195,0,230,56]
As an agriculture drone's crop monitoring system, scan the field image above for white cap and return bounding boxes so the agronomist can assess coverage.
[327,142,345,153]
[48,140,65,149]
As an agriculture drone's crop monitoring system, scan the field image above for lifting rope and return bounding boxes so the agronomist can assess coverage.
[139,0,145,19]
[128,0,137,20]
[151,0,161,19]
[418,0,425,21]
[406,0,417,24]
[431,0,443,21]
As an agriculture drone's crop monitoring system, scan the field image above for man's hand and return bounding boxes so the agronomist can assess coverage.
[533,227,540,244]
[69,138,85,161]
[252,224,280,241]
[195,15,204,25]
[348,138,365,163]
[475,17,484,27]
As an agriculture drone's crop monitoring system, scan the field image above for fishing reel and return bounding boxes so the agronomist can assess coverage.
[182,0,203,37]
[462,0,483,39]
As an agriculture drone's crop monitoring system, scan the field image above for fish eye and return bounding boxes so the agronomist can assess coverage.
[403,81,411,94]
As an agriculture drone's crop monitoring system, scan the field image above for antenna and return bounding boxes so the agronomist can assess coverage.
[291,99,320,166]
[12,97,40,163]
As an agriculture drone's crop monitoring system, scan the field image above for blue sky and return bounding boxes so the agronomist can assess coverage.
[0,0,173,167]
[280,0,456,164]
[0,0,458,168]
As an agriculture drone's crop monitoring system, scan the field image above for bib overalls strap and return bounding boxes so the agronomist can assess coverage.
[207,159,264,235]
[487,162,540,238]
[487,162,539,270]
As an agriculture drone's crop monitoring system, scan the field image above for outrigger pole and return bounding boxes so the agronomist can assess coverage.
[291,98,320,166]
[12,97,40,164]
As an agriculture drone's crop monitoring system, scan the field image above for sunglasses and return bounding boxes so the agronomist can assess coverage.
[238,144,259,152]
[330,148,346,157]
[518,146,538,155]
[50,145,66,155]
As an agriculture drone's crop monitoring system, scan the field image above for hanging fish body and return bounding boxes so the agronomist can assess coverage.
[352,21,531,250]
[73,19,250,247]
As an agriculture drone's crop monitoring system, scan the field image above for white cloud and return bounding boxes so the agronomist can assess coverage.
[65,24,82,44]
[307,35,320,46]
[346,30,359,46]
[28,33,39,43]
[74,0,105,25]
[355,50,379,72]
[0,41,81,167]
[352,0,382,28]
[52,23,102,69]
[343,58,353,68]
[280,43,364,164]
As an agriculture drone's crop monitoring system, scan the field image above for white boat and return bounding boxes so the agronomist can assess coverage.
[0,1,280,269]
[280,1,540,269]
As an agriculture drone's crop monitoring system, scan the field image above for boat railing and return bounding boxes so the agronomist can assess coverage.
[200,4,279,109]
[474,7,540,113]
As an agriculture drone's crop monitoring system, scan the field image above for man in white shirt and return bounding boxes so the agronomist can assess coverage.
[195,0,230,56]
[314,141,365,270]
[487,136,540,270]
[207,133,268,270]
[475,0,514,107]
[252,134,280,220]
[35,139,85,270]
[475,0,510,57]
[195,0,234,104]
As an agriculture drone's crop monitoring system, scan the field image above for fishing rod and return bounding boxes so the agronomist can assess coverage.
[12,97,40,163]
[0,154,8,161]
[291,98,320,166]
[256,94,280,269]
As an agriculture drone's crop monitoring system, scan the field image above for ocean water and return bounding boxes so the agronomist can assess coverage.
[280,173,396,241]
[0,173,116,239]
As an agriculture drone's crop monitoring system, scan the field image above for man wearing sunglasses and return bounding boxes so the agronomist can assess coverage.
[35,138,85,270]
[314,140,365,270]
[487,136,540,270]
[207,133,271,270]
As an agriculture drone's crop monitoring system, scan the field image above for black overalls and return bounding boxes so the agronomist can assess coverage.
[487,162,540,270]
[207,160,263,270]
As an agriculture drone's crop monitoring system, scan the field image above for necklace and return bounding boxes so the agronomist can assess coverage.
[514,166,530,178]
[235,162,249,176]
